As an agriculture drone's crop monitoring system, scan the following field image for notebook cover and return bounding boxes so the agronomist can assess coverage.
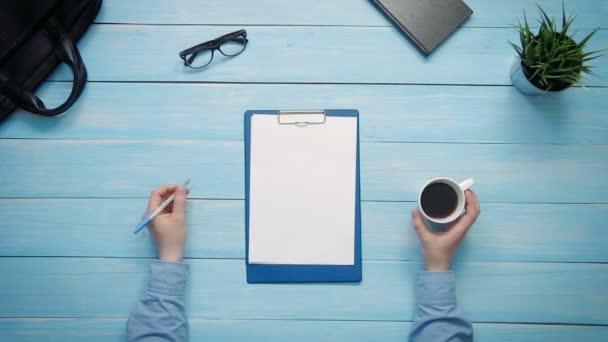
[244,109,362,283]
[371,0,473,55]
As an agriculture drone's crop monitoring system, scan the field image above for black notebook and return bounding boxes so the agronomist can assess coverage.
[371,0,473,55]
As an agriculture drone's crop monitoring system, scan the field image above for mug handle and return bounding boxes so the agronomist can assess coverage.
[459,177,475,191]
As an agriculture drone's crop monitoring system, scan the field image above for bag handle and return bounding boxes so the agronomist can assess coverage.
[0,18,87,117]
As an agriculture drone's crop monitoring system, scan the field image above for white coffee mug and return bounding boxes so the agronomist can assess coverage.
[418,177,475,225]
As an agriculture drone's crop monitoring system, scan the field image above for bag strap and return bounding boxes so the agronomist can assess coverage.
[0,18,87,117]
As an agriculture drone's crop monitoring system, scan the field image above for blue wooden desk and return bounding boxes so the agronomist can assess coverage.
[1,0,608,340]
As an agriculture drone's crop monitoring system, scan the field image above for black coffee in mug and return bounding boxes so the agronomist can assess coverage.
[420,182,458,219]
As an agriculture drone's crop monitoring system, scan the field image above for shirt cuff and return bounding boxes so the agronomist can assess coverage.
[149,260,190,296]
[415,271,457,306]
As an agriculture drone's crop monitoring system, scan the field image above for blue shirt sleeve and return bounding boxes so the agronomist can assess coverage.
[127,260,189,342]
[409,271,473,342]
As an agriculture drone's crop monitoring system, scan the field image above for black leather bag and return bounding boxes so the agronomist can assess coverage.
[0,0,102,122]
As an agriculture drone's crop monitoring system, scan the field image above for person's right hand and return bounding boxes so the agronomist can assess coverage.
[145,185,189,262]
[411,190,480,272]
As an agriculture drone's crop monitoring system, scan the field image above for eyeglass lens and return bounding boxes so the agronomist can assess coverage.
[219,36,247,56]
[185,49,214,68]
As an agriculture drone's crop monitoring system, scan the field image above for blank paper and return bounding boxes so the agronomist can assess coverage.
[248,114,358,265]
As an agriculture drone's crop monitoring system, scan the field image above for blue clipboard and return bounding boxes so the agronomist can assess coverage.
[244,109,362,283]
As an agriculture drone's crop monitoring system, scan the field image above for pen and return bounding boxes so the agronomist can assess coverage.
[133,179,191,234]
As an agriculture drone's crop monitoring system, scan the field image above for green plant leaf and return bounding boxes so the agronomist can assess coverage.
[537,5,554,30]
[561,75,581,83]
[538,74,548,87]
[561,15,575,36]
[583,55,603,62]
[509,42,524,57]
[582,49,608,58]
[584,69,598,77]
[577,28,599,48]
[523,11,532,39]
[561,0,566,28]
[529,68,542,80]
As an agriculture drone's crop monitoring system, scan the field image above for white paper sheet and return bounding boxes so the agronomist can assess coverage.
[248,114,357,265]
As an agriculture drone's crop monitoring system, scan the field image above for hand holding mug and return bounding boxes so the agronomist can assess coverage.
[412,178,480,271]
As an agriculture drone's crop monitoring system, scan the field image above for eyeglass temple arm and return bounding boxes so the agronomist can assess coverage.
[179,42,213,57]
[215,29,247,41]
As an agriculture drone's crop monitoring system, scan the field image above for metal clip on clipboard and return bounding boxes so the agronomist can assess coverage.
[278,110,326,126]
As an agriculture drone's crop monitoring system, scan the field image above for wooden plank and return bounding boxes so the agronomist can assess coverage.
[2,318,608,342]
[3,83,608,144]
[0,140,242,199]
[47,25,608,85]
[96,0,607,29]
[1,258,607,324]
[1,140,606,203]
[363,142,608,202]
[1,199,607,263]
[0,199,243,259]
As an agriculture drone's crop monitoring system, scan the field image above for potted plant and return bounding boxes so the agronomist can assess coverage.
[509,3,604,95]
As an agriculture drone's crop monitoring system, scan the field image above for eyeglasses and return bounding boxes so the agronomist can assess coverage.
[179,29,248,69]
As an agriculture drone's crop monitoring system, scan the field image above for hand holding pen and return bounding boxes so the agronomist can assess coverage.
[136,181,190,262]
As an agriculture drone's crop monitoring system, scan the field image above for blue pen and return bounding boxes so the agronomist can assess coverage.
[133,179,191,234]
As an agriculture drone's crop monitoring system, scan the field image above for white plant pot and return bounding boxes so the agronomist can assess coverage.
[510,58,546,96]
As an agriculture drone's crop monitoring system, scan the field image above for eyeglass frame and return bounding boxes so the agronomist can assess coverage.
[179,29,248,69]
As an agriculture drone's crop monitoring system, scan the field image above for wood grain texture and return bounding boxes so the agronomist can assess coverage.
[95,0,608,29]
[46,25,608,85]
[3,83,608,144]
[2,318,607,342]
[1,199,607,263]
[1,258,607,324]
[1,140,606,202]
